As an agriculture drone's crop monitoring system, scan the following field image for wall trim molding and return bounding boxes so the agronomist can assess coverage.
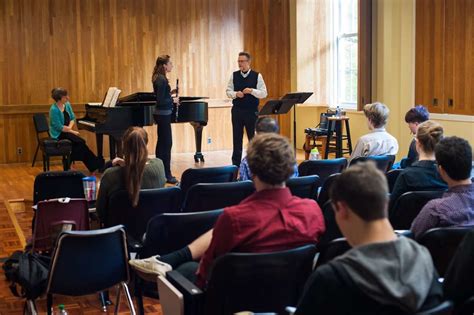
[430,113,474,123]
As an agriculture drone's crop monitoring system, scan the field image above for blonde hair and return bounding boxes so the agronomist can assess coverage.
[363,102,390,128]
[123,127,149,207]
[416,120,444,154]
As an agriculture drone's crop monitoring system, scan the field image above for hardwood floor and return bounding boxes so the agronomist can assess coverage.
[0,149,309,314]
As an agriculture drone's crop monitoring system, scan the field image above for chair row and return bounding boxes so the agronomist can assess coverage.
[32,154,397,207]
[32,165,239,206]
[32,170,438,252]
[317,225,474,277]
[298,155,396,182]
[32,154,398,208]
[318,187,448,247]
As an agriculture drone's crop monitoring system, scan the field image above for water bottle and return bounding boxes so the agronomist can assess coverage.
[309,147,320,160]
[56,304,68,315]
[336,106,341,118]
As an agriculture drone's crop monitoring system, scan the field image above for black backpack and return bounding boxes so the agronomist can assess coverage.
[2,251,51,300]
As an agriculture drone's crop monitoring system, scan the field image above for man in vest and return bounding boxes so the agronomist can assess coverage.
[226,52,268,166]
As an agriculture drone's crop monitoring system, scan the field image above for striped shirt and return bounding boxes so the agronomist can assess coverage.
[411,183,474,239]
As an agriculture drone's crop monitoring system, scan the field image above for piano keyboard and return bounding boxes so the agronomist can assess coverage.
[78,120,96,128]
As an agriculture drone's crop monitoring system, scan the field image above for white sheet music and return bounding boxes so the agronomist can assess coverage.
[102,87,121,107]
[109,88,121,107]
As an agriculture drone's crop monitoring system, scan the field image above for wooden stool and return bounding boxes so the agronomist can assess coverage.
[324,116,353,159]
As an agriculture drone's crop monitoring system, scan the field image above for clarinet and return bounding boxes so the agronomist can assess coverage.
[175,79,179,121]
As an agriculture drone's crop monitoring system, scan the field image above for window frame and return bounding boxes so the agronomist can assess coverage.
[333,0,359,110]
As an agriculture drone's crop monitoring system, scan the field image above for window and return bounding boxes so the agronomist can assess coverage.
[332,0,358,109]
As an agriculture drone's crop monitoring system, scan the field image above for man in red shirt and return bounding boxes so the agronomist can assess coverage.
[129,133,325,287]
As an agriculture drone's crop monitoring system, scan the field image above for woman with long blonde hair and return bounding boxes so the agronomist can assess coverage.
[96,127,166,222]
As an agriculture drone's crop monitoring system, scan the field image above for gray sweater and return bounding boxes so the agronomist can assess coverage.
[96,158,166,221]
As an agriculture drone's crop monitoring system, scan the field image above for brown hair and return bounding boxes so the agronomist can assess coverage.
[123,127,149,207]
[330,162,389,221]
[363,102,390,128]
[246,133,295,185]
[51,87,68,102]
[238,51,251,60]
[152,55,171,83]
[416,120,444,154]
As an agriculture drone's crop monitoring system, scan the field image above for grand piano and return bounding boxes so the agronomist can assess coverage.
[78,92,208,162]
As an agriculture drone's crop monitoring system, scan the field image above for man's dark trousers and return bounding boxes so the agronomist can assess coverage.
[231,107,258,166]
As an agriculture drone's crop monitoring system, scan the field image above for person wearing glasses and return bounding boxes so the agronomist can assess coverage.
[226,52,268,167]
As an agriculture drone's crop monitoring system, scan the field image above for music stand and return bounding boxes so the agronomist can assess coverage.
[259,100,295,116]
[259,93,313,155]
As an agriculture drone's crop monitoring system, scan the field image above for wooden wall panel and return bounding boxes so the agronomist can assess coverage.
[0,0,291,163]
[415,0,445,113]
[444,0,474,115]
[415,0,473,116]
[0,0,243,104]
[241,0,292,137]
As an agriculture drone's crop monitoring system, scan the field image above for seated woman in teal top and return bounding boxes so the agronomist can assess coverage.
[49,87,103,172]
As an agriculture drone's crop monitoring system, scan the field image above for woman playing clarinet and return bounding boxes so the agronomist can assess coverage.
[152,55,179,184]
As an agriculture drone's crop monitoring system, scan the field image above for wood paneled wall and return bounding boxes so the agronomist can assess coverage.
[415,0,474,115]
[0,0,291,163]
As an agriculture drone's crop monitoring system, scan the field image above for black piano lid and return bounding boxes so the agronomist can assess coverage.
[179,96,209,101]
[118,92,155,103]
[118,92,209,103]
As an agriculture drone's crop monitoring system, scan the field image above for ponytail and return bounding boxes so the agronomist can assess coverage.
[123,127,149,207]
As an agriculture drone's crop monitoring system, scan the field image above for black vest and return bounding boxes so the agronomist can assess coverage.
[232,70,259,111]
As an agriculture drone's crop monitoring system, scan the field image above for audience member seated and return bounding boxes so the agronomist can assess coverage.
[402,105,430,168]
[129,133,325,288]
[239,117,298,181]
[96,127,166,222]
[411,136,473,239]
[295,162,443,315]
[349,102,399,162]
[389,120,447,211]
[49,87,104,173]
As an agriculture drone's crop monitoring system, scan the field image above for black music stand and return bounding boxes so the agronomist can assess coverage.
[259,93,313,155]
[259,100,295,116]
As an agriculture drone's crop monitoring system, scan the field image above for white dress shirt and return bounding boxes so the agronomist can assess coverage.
[349,128,399,162]
[226,69,268,99]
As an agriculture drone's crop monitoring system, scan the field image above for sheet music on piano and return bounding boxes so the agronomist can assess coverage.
[102,87,121,107]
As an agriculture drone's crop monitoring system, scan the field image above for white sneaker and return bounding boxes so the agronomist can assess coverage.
[129,256,172,277]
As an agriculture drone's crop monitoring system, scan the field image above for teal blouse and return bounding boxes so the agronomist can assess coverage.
[49,102,76,139]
